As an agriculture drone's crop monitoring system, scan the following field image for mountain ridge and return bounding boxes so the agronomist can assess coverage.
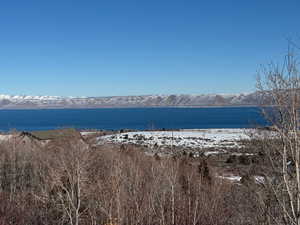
[0,93,260,109]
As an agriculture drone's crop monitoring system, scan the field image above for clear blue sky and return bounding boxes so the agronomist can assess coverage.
[0,0,299,97]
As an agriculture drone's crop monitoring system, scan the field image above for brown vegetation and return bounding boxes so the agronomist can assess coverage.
[0,135,266,225]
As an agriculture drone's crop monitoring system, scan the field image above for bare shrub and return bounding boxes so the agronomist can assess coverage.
[0,136,249,225]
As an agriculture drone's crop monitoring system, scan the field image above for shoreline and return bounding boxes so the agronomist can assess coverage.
[0,105,260,110]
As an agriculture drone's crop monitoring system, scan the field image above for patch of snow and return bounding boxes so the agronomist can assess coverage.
[218,175,242,182]
[0,135,13,142]
[204,151,227,156]
[231,153,255,156]
[81,132,97,136]
[254,176,265,184]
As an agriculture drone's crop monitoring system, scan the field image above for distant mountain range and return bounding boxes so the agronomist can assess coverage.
[0,93,260,109]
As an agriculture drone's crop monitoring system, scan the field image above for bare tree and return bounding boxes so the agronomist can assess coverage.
[256,44,300,225]
[44,138,91,225]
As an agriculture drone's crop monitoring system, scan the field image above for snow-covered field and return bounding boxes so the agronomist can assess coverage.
[97,129,252,149]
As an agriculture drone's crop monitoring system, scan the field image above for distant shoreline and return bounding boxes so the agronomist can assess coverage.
[0,105,260,110]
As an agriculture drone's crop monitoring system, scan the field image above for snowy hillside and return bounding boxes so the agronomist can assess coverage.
[97,129,252,149]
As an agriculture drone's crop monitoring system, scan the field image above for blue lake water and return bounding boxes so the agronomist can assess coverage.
[0,107,268,131]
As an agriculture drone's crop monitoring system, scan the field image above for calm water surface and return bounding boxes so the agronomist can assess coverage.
[0,107,268,131]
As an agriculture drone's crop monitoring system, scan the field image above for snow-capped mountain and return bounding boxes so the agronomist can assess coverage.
[0,93,260,109]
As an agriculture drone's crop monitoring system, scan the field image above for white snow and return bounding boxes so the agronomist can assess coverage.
[254,176,265,184]
[81,132,98,136]
[204,151,227,156]
[0,92,255,108]
[218,175,265,184]
[97,129,251,149]
[218,175,242,182]
[231,153,255,156]
[0,135,13,142]
[0,94,65,101]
